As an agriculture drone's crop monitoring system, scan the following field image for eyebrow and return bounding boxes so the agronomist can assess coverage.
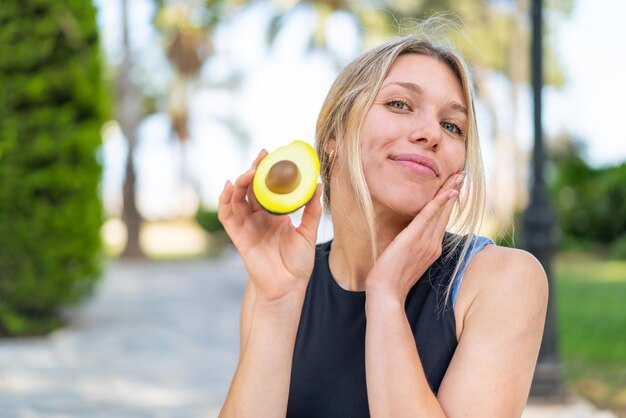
[381,81,468,117]
[447,101,468,117]
[381,81,424,95]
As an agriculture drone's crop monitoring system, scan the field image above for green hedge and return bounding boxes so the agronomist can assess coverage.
[196,208,232,256]
[196,208,225,234]
[550,147,626,258]
[0,1,107,335]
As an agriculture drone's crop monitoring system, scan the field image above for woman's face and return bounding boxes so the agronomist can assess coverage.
[359,53,467,218]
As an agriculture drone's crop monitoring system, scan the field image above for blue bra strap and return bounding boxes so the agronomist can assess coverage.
[451,236,494,308]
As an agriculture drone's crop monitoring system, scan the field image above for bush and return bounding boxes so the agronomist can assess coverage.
[196,208,226,234]
[0,1,107,335]
[196,208,231,256]
[550,143,626,253]
[608,234,626,260]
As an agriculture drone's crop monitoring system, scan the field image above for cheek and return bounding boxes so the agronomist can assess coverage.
[436,146,466,185]
[360,107,401,147]
[448,144,466,173]
[358,132,389,171]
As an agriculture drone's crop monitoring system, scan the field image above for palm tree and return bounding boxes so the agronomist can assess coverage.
[115,0,250,257]
[153,0,249,216]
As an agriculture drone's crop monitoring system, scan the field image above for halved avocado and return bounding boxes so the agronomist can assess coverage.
[252,140,320,214]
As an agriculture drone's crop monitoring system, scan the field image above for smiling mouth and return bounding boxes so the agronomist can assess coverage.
[389,156,438,178]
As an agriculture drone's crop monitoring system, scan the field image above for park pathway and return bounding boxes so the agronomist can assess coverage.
[0,250,616,417]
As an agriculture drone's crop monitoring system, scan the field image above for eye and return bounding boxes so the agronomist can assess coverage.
[386,99,410,111]
[441,121,464,137]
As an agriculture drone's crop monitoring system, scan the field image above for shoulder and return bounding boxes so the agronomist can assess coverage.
[454,245,548,334]
[473,245,547,288]
[469,245,547,302]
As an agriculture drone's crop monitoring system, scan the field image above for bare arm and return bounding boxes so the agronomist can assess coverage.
[437,247,547,417]
[364,172,462,417]
[365,246,547,417]
[365,296,447,417]
[218,150,323,417]
[239,280,255,355]
[221,290,306,418]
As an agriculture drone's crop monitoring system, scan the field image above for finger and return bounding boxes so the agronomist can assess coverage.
[231,168,255,223]
[437,170,466,195]
[251,149,269,169]
[407,189,458,239]
[418,171,464,229]
[432,189,458,238]
[218,180,240,235]
[397,189,457,255]
[297,184,323,245]
[247,183,263,212]
[429,171,464,231]
[247,149,269,213]
[425,189,458,223]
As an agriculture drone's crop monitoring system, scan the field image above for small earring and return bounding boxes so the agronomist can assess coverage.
[328,149,335,162]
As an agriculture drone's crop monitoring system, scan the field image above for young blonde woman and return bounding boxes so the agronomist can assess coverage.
[218,34,548,417]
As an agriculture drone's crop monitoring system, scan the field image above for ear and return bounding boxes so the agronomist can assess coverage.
[324,138,337,155]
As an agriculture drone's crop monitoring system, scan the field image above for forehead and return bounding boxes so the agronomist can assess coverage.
[382,53,466,105]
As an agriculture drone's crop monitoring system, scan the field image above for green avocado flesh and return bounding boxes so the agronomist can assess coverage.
[253,140,320,214]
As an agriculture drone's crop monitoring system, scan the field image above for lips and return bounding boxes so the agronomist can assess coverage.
[389,153,439,177]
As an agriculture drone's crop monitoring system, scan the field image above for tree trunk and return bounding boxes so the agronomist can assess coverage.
[118,0,145,259]
[121,138,144,259]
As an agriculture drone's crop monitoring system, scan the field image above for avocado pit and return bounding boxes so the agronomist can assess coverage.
[265,160,301,194]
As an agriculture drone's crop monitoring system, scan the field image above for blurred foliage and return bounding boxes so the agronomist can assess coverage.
[263,0,573,87]
[549,139,626,258]
[151,0,250,138]
[608,235,626,260]
[0,0,107,336]
[195,207,225,233]
[195,207,231,256]
[492,212,522,248]
[264,0,574,232]
[495,132,626,258]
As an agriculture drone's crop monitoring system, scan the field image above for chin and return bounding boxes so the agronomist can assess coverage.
[371,185,435,219]
[395,204,426,219]
[377,197,429,220]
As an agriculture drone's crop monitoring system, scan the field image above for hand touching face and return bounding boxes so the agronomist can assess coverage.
[359,54,468,218]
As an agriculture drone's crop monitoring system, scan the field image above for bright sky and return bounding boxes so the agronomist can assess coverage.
[94,0,626,219]
[549,0,626,166]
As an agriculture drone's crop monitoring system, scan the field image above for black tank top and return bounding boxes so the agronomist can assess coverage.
[287,237,463,417]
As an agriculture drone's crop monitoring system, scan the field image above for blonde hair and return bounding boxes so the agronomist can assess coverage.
[315,34,486,306]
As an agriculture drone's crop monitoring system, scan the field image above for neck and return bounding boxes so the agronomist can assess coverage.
[329,200,412,292]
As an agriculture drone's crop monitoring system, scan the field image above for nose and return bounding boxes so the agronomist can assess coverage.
[409,113,441,150]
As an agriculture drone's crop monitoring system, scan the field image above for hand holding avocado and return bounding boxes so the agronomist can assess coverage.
[217,144,323,303]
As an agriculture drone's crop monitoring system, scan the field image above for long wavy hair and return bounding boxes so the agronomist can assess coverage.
[315,34,486,305]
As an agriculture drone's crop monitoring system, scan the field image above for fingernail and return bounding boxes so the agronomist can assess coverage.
[455,172,466,185]
[225,180,232,188]
[448,190,459,199]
